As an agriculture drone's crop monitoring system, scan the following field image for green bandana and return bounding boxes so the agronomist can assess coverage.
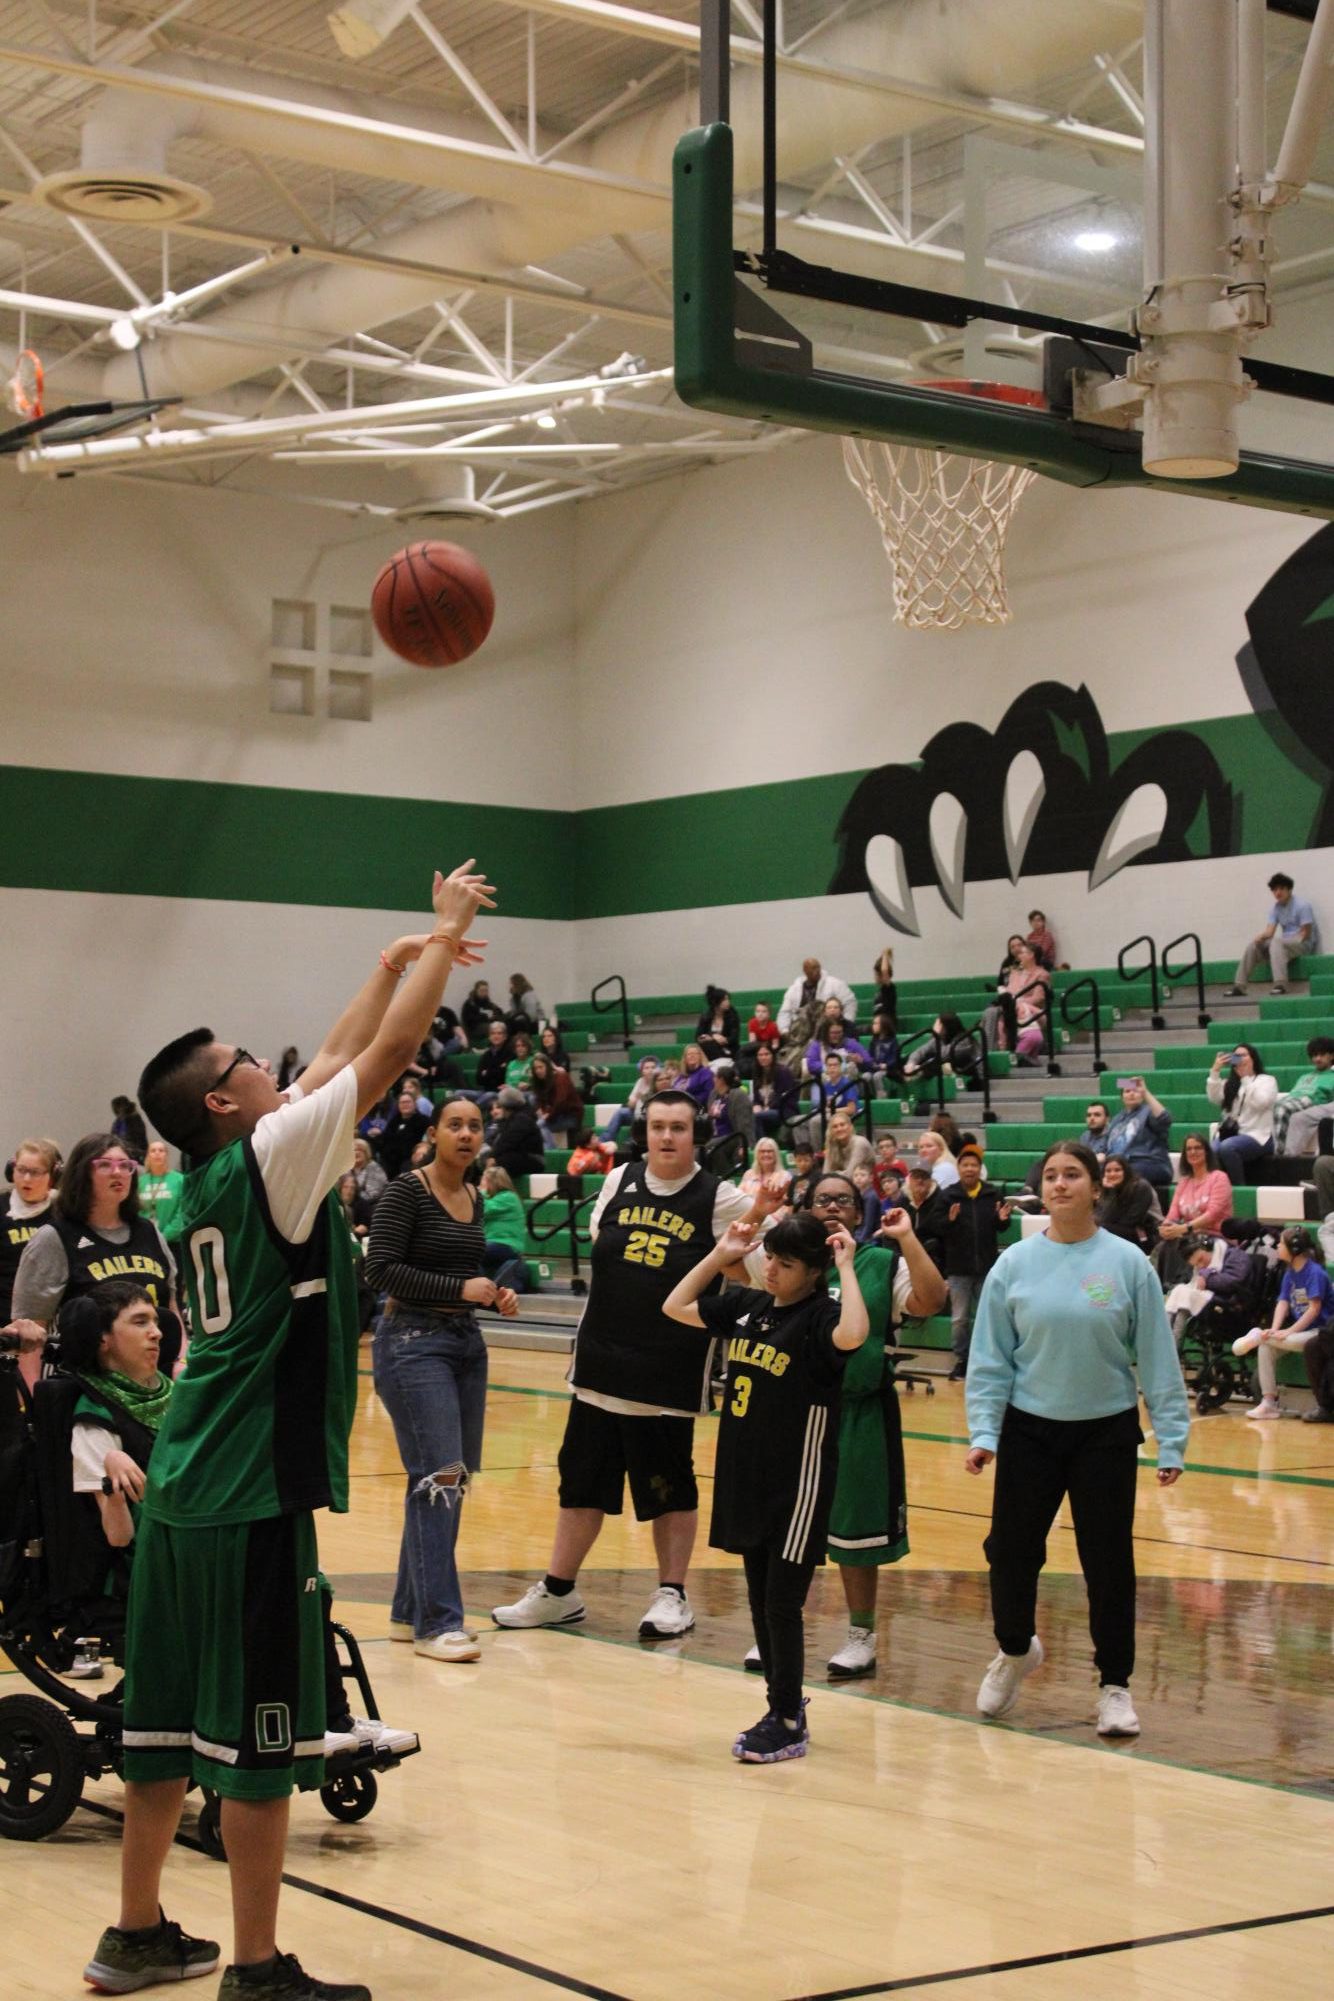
[87,1368,174,1434]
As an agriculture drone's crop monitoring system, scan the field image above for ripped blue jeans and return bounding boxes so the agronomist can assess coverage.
[372,1308,488,1640]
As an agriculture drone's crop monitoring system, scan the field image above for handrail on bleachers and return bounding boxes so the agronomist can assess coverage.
[1118,933,1165,1029]
[525,1182,599,1296]
[1010,974,1061,1077]
[1161,931,1212,1028]
[1060,977,1106,1073]
[590,973,634,1051]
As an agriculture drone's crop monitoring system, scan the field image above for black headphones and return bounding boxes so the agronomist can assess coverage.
[5,1146,63,1189]
[629,1093,712,1156]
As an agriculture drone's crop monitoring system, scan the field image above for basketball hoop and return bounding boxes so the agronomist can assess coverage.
[7,349,44,421]
[843,382,1043,631]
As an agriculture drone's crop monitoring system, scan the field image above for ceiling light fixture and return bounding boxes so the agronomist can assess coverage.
[1074,229,1118,253]
[328,0,416,59]
[534,410,559,430]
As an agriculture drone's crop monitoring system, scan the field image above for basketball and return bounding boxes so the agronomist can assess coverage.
[370,540,496,668]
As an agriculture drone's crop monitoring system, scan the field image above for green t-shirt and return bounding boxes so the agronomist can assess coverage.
[138,1169,185,1240]
[483,1187,527,1254]
[142,1070,360,1529]
[505,1055,533,1089]
[827,1243,904,1399]
[1292,1068,1334,1103]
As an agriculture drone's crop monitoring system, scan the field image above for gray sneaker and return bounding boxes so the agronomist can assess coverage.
[84,1913,220,1992]
[218,1951,370,2001]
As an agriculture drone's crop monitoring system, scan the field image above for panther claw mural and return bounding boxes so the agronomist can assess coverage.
[829,680,1238,937]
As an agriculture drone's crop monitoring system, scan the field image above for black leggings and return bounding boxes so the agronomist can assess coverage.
[741,1545,817,1722]
[984,1404,1141,1687]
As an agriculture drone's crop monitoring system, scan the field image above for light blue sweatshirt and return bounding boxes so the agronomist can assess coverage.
[966,1228,1190,1468]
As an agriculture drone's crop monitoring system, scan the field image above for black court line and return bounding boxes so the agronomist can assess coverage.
[77,1800,631,2001]
[781,1901,1334,2000]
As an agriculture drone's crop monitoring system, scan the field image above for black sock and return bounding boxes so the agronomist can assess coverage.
[659,1583,685,1597]
[543,1574,575,1596]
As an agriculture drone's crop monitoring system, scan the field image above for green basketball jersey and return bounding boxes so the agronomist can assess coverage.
[142,1137,360,1529]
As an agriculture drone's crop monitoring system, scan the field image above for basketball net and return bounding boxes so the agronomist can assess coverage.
[843,382,1040,630]
[6,348,44,421]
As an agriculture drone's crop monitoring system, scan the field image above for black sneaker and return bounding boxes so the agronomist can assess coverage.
[1301,1407,1334,1423]
[84,1913,220,1992]
[218,1952,371,2001]
[947,1362,967,1382]
[732,1699,810,1764]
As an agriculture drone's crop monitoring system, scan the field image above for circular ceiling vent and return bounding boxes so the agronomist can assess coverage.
[33,170,212,223]
[393,497,500,525]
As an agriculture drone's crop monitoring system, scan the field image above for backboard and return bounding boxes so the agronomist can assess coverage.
[675,0,1334,520]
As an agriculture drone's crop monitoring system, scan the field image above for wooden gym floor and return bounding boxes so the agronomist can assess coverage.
[5,1345,1333,2000]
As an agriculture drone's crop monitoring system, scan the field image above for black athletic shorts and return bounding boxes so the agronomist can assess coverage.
[557,1396,698,1520]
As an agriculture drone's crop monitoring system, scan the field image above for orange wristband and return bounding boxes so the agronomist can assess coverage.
[379,950,406,977]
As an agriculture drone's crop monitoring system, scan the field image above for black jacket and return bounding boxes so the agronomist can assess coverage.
[462,994,506,1040]
[379,1109,430,1179]
[491,1108,546,1178]
[904,1188,950,1265]
[475,1046,511,1094]
[941,1185,1010,1278]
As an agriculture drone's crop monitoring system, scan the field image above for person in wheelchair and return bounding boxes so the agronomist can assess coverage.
[57,1283,419,1760]
[1164,1232,1255,1351]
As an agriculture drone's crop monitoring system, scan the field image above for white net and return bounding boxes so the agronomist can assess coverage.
[843,435,1037,631]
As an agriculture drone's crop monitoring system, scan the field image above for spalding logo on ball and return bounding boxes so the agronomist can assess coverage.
[371,541,496,668]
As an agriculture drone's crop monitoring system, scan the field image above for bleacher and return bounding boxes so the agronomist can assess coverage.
[431,952,1334,1385]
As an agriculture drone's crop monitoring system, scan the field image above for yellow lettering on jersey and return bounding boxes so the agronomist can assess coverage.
[615,1203,695,1242]
[6,1224,36,1248]
[725,1334,790,1379]
[87,1253,167,1287]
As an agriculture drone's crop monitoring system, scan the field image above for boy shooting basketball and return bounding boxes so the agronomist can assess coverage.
[83,861,494,2001]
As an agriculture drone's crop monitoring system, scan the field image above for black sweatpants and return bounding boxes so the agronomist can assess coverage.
[1304,1321,1334,1411]
[984,1403,1142,1687]
[741,1545,817,1723]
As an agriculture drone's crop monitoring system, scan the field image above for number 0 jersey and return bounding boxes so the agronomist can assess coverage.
[143,1118,359,1530]
[697,1284,846,1560]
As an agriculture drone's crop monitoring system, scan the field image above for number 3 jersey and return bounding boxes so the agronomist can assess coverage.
[142,1072,360,1529]
[697,1285,846,1560]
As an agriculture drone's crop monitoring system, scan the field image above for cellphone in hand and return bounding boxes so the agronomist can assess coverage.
[1115,1076,1139,1090]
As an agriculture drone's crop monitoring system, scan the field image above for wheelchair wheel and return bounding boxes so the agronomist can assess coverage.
[0,1693,85,1840]
[1195,1356,1236,1414]
[196,1791,227,1862]
[320,1767,378,1823]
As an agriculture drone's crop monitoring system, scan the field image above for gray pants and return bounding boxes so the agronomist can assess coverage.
[1275,1096,1332,1157]
[948,1274,983,1363]
[1235,933,1299,987]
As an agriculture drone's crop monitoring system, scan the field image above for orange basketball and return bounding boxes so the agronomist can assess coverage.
[370,540,496,668]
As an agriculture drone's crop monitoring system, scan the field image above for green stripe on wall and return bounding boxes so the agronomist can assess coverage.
[0,709,1326,919]
[0,766,577,920]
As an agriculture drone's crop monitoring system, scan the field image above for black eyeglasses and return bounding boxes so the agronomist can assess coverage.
[810,1191,858,1209]
[211,1048,259,1093]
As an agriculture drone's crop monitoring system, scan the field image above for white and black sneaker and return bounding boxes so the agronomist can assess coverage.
[492,1581,587,1629]
[976,1637,1044,1718]
[827,1627,877,1679]
[639,1585,694,1638]
[743,1644,764,1673]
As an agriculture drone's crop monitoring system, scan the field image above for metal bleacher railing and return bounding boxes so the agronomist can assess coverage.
[1117,932,1212,1032]
[590,973,634,1052]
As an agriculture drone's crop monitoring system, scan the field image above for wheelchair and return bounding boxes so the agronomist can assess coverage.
[1177,1239,1282,1415]
[0,1350,417,1853]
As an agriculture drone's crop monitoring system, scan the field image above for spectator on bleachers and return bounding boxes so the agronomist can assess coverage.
[275,1045,303,1090]
[1273,1036,1334,1155]
[1026,910,1059,971]
[804,1013,869,1083]
[902,1163,948,1266]
[740,1136,791,1207]
[352,1135,388,1209]
[787,1139,819,1214]
[1078,1101,1111,1156]
[1206,1043,1277,1184]
[852,1163,882,1245]
[695,986,740,1065]
[462,978,506,1042]
[378,1086,433,1180]
[878,1168,905,1213]
[568,1129,616,1177]
[1095,1158,1162,1252]
[429,1002,468,1056]
[136,1140,184,1242]
[864,1010,903,1094]
[488,1088,545,1179]
[531,1053,583,1148]
[1225,872,1320,996]
[929,1111,966,1158]
[872,945,898,1030]
[707,1059,755,1148]
[505,1031,536,1092]
[1233,1227,1334,1418]
[777,957,857,1033]
[1155,1134,1232,1283]
[902,1012,983,1089]
[916,1130,959,1192]
[474,1019,512,1112]
[750,1041,801,1138]
[677,1043,716,1110]
[814,1052,861,1119]
[824,1109,873,1179]
[539,1024,572,1071]
[995,934,1027,984]
[1104,1078,1174,1189]
[985,941,1050,1064]
[1164,1231,1252,1347]
[480,1164,531,1294]
[505,972,547,1033]
[109,1095,148,1161]
[358,1087,395,1144]
[336,1170,373,1244]
[873,1134,908,1196]
[941,1144,1013,1379]
[745,999,781,1066]
[601,1057,662,1147]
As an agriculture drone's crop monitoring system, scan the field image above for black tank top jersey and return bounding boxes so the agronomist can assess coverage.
[49,1213,172,1311]
[0,1195,52,1322]
[697,1284,846,1561]
[571,1160,722,1415]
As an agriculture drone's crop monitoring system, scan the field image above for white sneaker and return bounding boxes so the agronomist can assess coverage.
[639,1585,694,1638]
[349,1716,420,1755]
[1246,1398,1281,1420]
[976,1636,1044,1718]
[324,1725,361,1755]
[414,1630,481,1662]
[391,1617,476,1641]
[491,1580,586,1629]
[827,1626,877,1679]
[743,1643,764,1672]
[1231,1327,1263,1356]
[1096,1685,1141,1737]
